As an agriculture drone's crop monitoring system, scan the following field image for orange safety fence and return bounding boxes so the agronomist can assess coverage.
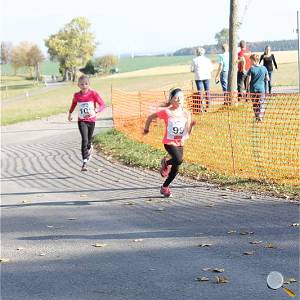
[112,89,300,186]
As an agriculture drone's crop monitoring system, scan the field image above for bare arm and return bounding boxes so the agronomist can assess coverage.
[143,113,158,134]
[239,56,246,73]
[246,74,251,91]
[215,63,222,81]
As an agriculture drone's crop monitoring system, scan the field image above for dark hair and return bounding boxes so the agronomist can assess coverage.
[239,40,246,48]
[161,88,182,107]
[169,88,182,100]
[264,45,271,55]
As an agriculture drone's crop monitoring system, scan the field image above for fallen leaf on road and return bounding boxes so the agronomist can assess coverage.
[155,208,165,212]
[0,258,10,263]
[215,276,229,284]
[198,243,212,247]
[22,200,31,204]
[243,251,254,255]
[195,277,210,282]
[16,247,24,251]
[39,253,46,256]
[249,240,263,244]
[92,243,107,248]
[213,268,225,273]
[284,278,298,284]
[264,243,276,249]
[240,231,255,235]
[202,268,211,271]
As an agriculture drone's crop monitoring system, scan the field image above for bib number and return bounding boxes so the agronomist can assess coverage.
[167,119,186,140]
[78,102,95,119]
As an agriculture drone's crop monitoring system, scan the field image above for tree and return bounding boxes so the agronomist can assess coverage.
[27,45,45,80]
[1,41,13,65]
[96,55,119,74]
[228,0,239,94]
[10,42,45,78]
[45,17,97,81]
[215,28,229,46]
[80,60,96,75]
[11,41,33,75]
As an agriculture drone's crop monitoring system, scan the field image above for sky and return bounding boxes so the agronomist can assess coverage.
[1,0,299,56]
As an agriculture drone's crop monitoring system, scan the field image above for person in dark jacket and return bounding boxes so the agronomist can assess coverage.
[259,45,278,94]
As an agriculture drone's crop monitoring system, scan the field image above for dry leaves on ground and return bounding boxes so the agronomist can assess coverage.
[195,277,210,282]
[215,276,230,284]
[198,243,212,247]
[92,243,107,248]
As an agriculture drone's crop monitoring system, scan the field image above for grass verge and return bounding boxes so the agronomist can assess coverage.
[94,129,300,201]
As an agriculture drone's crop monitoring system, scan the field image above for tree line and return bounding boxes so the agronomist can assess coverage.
[1,17,119,81]
[174,28,298,55]
[1,22,297,81]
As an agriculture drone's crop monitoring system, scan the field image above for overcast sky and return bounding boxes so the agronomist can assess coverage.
[1,0,299,56]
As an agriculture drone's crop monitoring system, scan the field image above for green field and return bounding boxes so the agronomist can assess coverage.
[1,55,197,76]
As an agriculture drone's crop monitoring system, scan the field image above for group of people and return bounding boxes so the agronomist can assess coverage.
[68,43,278,198]
[191,40,278,121]
[191,40,278,95]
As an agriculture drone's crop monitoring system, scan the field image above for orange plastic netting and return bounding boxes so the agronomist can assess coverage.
[112,89,300,186]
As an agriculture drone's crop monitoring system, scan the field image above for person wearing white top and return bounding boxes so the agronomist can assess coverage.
[191,47,213,111]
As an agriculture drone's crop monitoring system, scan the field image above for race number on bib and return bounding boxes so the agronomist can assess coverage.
[167,118,186,140]
[78,102,95,119]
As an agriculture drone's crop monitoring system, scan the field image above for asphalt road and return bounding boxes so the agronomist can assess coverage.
[1,108,299,300]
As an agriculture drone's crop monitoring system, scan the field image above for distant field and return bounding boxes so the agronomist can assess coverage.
[0,56,194,76]
[1,50,297,76]
[1,50,298,124]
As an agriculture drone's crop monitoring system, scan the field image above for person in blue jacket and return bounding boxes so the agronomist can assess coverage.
[246,54,269,122]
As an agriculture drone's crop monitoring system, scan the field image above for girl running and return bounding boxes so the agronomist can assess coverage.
[68,75,105,171]
[143,88,195,197]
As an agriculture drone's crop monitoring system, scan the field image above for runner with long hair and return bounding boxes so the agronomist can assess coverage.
[143,88,195,197]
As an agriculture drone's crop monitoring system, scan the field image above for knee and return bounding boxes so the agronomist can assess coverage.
[175,158,183,166]
[82,138,88,145]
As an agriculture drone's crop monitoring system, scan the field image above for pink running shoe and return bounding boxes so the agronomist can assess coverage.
[160,186,173,198]
[160,157,171,177]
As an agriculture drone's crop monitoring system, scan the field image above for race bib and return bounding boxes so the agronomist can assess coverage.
[167,118,187,140]
[78,102,96,119]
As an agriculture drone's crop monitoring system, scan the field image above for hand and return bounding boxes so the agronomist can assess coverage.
[143,128,149,135]
[68,113,72,121]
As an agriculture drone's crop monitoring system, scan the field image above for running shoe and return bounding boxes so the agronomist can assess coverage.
[87,144,94,161]
[81,162,88,172]
[160,157,171,177]
[160,186,173,198]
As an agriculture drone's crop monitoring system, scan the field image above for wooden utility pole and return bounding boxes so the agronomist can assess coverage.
[228,0,239,93]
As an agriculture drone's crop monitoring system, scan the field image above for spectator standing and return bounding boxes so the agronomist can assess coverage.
[259,45,278,94]
[246,54,269,122]
[191,47,213,111]
[215,43,229,92]
[237,40,252,100]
